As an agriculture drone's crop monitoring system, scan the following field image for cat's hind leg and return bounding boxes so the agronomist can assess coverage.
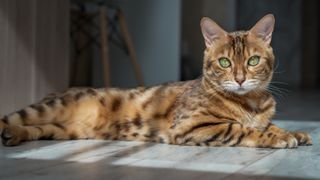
[0,99,71,146]
[1,124,70,146]
[0,88,104,146]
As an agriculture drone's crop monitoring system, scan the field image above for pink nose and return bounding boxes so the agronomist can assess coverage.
[235,77,245,85]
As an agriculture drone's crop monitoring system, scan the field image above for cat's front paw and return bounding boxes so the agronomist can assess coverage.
[269,133,298,149]
[291,131,312,146]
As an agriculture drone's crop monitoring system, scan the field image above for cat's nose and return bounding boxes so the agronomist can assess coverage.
[235,71,246,86]
[235,77,245,86]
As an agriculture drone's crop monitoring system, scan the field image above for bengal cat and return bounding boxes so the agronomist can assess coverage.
[0,14,312,148]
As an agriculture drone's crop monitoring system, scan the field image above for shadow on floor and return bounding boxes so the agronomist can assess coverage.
[0,138,319,180]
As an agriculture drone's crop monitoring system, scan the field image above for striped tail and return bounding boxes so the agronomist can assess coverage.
[0,88,84,130]
[0,88,101,146]
[0,91,73,146]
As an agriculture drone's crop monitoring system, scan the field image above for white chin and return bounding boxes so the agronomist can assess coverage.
[234,89,250,95]
[228,88,251,95]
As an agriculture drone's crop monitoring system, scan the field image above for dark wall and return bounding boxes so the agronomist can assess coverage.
[301,1,320,90]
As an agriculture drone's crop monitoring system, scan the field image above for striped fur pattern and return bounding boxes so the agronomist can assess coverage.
[0,14,312,148]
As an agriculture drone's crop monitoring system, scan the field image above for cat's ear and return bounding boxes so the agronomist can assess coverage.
[200,17,227,48]
[249,14,275,44]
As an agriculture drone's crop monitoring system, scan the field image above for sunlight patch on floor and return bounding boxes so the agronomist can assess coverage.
[112,158,244,173]
[6,140,144,162]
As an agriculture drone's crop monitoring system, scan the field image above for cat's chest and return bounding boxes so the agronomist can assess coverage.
[228,98,262,124]
[197,95,265,124]
[246,99,259,111]
[241,98,269,127]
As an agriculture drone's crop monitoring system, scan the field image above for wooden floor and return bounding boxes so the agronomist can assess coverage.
[0,120,319,180]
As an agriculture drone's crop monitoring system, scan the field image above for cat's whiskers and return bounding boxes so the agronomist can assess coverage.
[265,85,289,102]
[273,70,286,74]
[268,84,290,93]
[269,81,289,86]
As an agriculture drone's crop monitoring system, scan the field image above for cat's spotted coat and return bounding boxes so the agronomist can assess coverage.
[0,14,312,148]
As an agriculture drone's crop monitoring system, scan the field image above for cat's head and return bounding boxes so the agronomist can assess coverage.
[201,14,275,95]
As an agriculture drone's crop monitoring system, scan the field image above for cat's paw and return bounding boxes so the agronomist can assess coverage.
[270,133,298,149]
[291,131,312,146]
[1,126,24,146]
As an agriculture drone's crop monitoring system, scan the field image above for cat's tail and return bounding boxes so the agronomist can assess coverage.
[0,96,66,146]
[0,88,97,131]
[0,88,101,146]
[0,93,70,132]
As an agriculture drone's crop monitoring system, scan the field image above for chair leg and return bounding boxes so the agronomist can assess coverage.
[117,9,144,86]
[99,5,111,87]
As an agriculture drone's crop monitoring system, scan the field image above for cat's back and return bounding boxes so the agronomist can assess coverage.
[95,79,197,119]
[46,79,197,124]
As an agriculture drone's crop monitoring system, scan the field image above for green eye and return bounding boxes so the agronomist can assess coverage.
[218,57,231,68]
[248,56,260,66]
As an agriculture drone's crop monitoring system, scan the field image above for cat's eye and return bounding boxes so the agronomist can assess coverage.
[248,56,260,66]
[218,57,231,68]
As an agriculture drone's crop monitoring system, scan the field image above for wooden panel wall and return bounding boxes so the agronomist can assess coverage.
[0,0,69,115]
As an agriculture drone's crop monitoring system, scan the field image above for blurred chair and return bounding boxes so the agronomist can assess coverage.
[70,0,144,87]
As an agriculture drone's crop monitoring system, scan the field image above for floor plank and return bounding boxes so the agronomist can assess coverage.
[0,120,319,180]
